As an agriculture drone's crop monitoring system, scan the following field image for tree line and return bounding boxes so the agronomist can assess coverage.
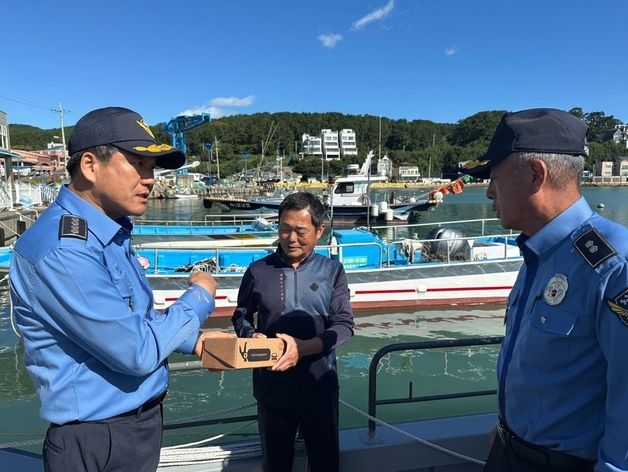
[8,108,625,180]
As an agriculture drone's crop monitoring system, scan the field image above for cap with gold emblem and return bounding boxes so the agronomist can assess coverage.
[67,106,185,169]
[461,108,589,179]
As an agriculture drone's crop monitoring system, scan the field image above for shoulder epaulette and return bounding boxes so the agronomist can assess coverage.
[59,215,88,241]
[573,228,616,268]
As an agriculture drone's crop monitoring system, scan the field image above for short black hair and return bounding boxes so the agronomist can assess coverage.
[278,192,325,229]
[66,144,118,178]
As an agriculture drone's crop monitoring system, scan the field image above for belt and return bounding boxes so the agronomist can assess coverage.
[54,391,167,426]
[497,420,594,471]
[113,390,168,419]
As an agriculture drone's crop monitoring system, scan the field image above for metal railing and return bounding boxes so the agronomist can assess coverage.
[367,336,504,437]
[165,337,504,435]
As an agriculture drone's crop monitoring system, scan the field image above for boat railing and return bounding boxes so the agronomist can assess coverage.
[134,213,278,228]
[385,232,520,265]
[141,231,520,274]
[367,336,504,438]
[370,217,516,240]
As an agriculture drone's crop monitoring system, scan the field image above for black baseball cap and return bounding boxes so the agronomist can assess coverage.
[461,108,589,179]
[67,107,186,169]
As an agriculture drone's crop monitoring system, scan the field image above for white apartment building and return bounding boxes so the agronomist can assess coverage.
[596,161,614,177]
[398,165,421,182]
[615,157,628,177]
[339,129,358,157]
[301,133,322,156]
[321,129,340,160]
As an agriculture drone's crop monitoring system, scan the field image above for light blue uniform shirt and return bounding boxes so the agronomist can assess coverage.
[10,186,215,424]
[498,197,628,471]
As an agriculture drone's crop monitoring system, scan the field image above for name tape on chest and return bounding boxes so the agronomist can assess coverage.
[59,215,88,241]
[573,228,616,268]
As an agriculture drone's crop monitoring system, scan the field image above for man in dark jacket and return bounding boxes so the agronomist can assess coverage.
[232,192,354,472]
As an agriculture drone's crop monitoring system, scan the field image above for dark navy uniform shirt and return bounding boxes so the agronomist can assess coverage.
[498,197,628,470]
[232,249,354,409]
[10,186,215,424]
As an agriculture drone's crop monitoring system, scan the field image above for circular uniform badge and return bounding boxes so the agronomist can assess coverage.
[544,274,569,306]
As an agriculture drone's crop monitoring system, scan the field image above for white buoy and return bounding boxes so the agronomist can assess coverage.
[379,201,388,213]
[370,204,380,217]
[598,203,605,209]
[385,209,394,222]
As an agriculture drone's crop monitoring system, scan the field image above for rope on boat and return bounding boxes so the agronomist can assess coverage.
[338,399,486,467]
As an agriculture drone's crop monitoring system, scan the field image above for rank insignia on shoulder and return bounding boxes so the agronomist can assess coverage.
[573,229,616,268]
[607,288,628,327]
[59,215,88,241]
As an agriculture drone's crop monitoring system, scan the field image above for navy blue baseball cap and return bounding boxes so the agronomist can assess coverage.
[462,108,589,179]
[68,107,185,169]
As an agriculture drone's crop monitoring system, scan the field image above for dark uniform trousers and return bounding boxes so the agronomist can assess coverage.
[43,393,165,472]
[257,395,339,472]
[483,422,595,472]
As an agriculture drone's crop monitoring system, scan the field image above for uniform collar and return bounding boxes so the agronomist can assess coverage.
[523,196,593,258]
[56,185,132,245]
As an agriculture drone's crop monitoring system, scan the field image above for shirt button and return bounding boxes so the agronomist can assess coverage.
[540,315,547,324]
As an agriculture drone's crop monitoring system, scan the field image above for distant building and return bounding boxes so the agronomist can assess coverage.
[377,155,392,178]
[301,128,358,160]
[321,129,340,160]
[0,111,9,151]
[339,129,358,157]
[614,156,628,178]
[301,133,322,156]
[398,165,421,182]
[603,124,628,149]
[595,161,614,177]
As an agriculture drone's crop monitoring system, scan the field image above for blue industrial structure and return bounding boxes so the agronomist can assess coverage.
[162,113,211,156]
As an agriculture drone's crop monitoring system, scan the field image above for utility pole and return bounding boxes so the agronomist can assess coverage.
[52,103,68,178]
[214,137,220,180]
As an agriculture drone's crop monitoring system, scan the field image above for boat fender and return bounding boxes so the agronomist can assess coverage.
[330,235,339,256]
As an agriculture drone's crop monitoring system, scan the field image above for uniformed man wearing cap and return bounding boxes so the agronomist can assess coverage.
[9,107,234,472]
[463,108,628,471]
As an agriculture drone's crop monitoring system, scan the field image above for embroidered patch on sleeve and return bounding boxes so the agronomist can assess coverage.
[607,288,628,327]
[573,229,616,268]
[58,215,88,241]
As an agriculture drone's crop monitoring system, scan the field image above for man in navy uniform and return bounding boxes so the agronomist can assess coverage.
[232,192,354,472]
[463,108,628,471]
[10,107,233,472]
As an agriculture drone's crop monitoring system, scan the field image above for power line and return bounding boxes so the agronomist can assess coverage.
[0,90,76,117]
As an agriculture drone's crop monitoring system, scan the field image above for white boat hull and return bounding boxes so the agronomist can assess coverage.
[150,259,521,317]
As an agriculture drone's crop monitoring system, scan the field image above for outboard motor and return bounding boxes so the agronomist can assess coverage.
[425,227,465,259]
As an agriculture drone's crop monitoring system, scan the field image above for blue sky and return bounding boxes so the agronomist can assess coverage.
[1,0,627,129]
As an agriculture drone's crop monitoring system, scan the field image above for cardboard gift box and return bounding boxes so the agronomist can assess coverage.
[202,337,286,370]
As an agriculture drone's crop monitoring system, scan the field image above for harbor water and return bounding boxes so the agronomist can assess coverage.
[1,186,626,451]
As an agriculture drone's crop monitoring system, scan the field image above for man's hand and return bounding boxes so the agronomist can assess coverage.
[271,333,300,371]
[194,330,236,357]
[189,272,217,296]
[271,333,324,372]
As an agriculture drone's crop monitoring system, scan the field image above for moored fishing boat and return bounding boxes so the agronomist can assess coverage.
[203,152,467,226]
[137,218,522,316]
